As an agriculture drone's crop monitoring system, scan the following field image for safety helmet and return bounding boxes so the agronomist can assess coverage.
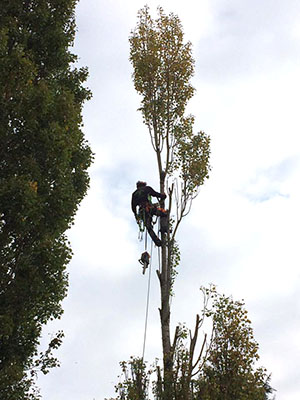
[136,181,147,188]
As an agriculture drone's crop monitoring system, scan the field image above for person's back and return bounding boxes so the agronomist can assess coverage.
[132,181,164,216]
[132,185,154,207]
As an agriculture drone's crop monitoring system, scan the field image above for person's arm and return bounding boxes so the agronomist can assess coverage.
[131,195,137,216]
[146,186,166,200]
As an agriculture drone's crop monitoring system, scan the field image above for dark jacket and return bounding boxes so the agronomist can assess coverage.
[131,186,165,215]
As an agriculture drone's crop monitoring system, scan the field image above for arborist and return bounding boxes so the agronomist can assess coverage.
[131,181,168,247]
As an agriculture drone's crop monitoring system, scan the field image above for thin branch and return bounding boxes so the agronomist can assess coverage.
[148,125,156,152]
[191,333,207,375]
[171,325,180,354]
[188,314,200,375]
[195,325,215,375]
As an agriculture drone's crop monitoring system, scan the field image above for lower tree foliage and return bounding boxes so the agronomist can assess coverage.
[0,1,92,398]
[113,288,275,400]
[196,292,274,400]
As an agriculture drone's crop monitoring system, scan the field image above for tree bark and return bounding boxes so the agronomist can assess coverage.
[159,173,173,399]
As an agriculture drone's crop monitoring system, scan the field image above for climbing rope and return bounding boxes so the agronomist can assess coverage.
[142,237,153,361]
[144,225,148,251]
[157,218,161,273]
[157,245,161,273]
[140,207,164,359]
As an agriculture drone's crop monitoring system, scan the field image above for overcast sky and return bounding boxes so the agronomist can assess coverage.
[38,1,300,399]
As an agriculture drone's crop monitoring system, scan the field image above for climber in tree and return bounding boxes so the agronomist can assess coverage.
[131,181,168,247]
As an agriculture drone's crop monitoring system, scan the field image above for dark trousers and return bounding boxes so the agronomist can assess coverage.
[143,205,168,247]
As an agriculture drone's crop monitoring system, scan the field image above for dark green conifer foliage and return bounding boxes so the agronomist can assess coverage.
[0,1,92,397]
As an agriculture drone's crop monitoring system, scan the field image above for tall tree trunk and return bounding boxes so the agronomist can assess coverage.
[129,8,210,398]
[159,174,173,399]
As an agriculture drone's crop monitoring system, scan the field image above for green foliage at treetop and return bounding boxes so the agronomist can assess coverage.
[129,5,210,210]
[0,0,93,398]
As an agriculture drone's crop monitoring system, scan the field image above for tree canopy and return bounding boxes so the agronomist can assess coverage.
[0,1,92,397]
[129,5,210,218]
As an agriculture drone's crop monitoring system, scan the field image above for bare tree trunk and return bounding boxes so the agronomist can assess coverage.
[158,172,173,399]
[159,235,173,399]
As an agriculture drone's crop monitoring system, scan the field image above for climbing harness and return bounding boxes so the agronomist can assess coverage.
[137,207,146,242]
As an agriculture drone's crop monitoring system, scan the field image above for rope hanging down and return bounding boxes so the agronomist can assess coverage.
[157,218,161,273]
[142,215,163,359]
[142,236,153,361]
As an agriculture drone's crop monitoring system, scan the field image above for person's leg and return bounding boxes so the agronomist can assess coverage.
[145,214,162,246]
[151,206,169,233]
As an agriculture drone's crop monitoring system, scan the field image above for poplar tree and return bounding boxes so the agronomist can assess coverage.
[0,0,92,398]
[113,6,273,400]
[129,6,210,399]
